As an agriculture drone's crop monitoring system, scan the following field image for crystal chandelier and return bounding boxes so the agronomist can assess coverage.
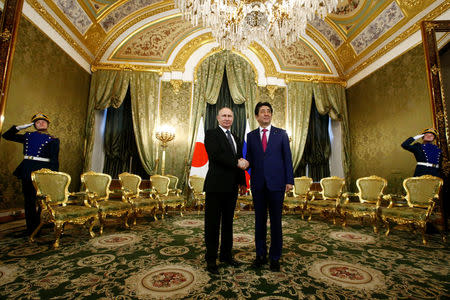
[175,0,339,50]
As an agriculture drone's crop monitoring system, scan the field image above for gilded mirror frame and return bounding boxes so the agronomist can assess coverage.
[421,20,450,231]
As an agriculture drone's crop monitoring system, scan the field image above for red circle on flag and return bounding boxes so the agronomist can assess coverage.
[191,142,208,167]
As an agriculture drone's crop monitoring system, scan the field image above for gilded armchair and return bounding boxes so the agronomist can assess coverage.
[119,172,160,224]
[341,175,387,233]
[188,175,206,214]
[151,175,185,217]
[283,177,313,219]
[380,175,444,245]
[30,168,98,248]
[307,176,345,224]
[81,171,133,235]
[166,175,182,196]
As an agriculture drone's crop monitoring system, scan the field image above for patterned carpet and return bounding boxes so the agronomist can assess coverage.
[0,212,449,299]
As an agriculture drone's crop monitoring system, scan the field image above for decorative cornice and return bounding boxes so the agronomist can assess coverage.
[91,63,166,74]
[345,1,450,80]
[284,74,346,86]
[27,0,93,63]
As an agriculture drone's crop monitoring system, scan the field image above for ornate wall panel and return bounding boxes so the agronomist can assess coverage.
[159,81,192,189]
[270,39,331,73]
[99,0,163,32]
[309,18,344,49]
[111,16,200,63]
[350,1,404,55]
[256,86,286,130]
[54,0,93,35]
[346,45,432,194]
[0,18,90,209]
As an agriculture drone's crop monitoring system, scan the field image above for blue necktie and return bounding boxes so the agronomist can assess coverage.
[226,130,236,155]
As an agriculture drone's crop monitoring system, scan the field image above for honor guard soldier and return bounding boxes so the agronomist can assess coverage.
[2,113,60,236]
[401,128,441,178]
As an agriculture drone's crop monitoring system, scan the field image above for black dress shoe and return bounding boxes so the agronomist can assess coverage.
[251,255,268,269]
[270,259,280,272]
[206,263,219,274]
[220,258,240,267]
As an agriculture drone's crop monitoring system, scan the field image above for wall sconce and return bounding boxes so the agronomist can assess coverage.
[155,125,175,175]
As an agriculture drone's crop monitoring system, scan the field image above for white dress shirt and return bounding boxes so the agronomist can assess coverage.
[259,125,272,143]
[219,125,237,152]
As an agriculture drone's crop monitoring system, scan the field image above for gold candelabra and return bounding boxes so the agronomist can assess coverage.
[155,125,175,175]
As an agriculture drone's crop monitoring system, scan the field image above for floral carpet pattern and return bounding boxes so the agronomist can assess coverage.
[0,213,449,299]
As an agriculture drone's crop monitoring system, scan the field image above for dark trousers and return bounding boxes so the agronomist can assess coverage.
[204,191,237,263]
[252,183,284,261]
[22,178,40,235]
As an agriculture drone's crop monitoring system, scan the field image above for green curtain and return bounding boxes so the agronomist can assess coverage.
[287,82,313,172]
[129,71,160,176]
[302,97,331,181]
[103,91,148,178]
[226,53,258,131]
[205,69,246,143]
[83,69,160,176]
[313,83,350,185]
[83,70,131,172]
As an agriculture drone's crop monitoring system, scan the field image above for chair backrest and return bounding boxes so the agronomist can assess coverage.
[356,175,387,204]
[81,171,112,200]
[118,172,142,195]
[404,175,443,208]
[189,175,205,194]
[320,176,345,199]
[293,176,313,197]
[166,175,179,190]
[150,175,170,195]
[31,168,70,205]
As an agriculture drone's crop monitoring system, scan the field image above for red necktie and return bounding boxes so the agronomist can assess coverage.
[262,128,268,152]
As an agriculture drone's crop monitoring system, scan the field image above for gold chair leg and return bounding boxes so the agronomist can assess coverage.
[89,218,96,238]
[53,223,64,249]
[342,213,347,228]
[124,212,130,228]
[153,207,158,221]
[29,221,45,243]
[99,213,105,235]
[308,209,312,221]
[372,215,378,234]
[385,221,391,236]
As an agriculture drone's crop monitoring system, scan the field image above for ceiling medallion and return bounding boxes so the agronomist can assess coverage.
[175,0,339,51]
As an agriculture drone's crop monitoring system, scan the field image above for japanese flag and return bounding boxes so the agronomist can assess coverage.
[189,117,208,177]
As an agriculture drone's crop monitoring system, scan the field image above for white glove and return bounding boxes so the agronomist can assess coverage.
[413,134,424,140]
[16,123,34,130]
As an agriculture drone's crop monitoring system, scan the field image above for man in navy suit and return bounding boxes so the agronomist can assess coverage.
[203,107,247,274]
[245,102,294,271]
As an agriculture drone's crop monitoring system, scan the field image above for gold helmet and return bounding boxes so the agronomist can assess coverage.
[422,127,438,137]
[31,113,50,124]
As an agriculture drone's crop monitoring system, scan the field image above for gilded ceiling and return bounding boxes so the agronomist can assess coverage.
[22,0,450,83]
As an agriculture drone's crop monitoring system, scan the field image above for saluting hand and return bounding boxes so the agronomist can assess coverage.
[413,134,424,140]
[16,123,34,130]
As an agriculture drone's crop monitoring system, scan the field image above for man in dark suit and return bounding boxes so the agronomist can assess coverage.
[2,113,60,236]
[245,102,294,272]
[204,107,247,274]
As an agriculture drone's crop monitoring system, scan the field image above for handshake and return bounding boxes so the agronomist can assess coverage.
[237,158,249,170]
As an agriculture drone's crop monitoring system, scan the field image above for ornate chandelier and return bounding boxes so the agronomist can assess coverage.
[175,0,340,50]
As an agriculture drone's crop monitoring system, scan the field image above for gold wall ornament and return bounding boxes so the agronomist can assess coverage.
[248,42,278,78]
[95,2,175,61]
[84,24,106,54]
[336,43,357,70]
[169,33,214,72]
[169,80,183,94]
[1,29,12,42]
[266,85,278,100]
[284,74,346,86]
